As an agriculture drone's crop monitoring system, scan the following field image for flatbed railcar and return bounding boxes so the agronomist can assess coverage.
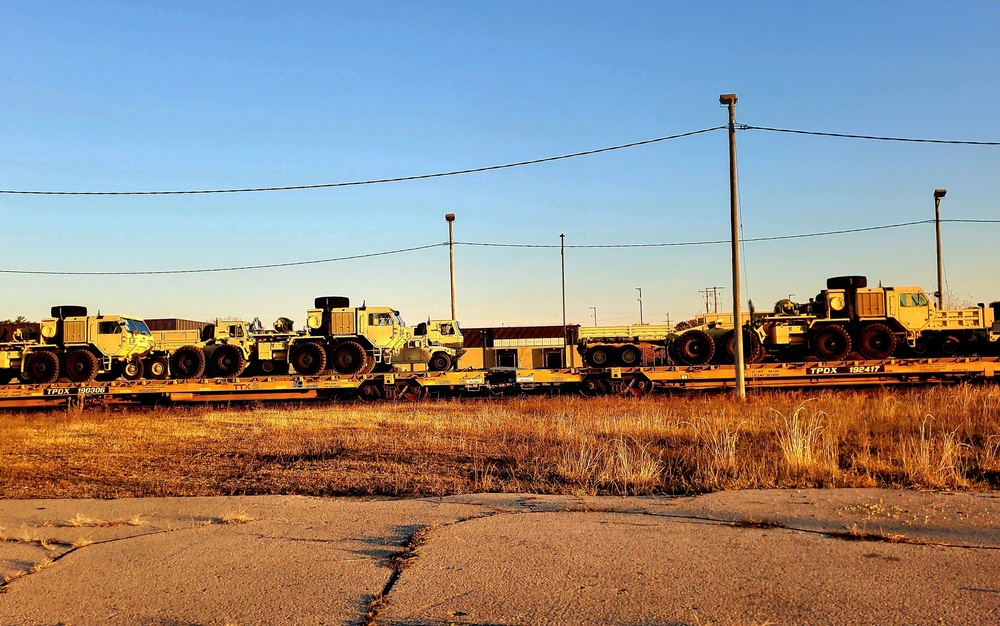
[1,357,997,409]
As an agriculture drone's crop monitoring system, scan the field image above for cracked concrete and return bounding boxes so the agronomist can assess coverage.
[1,489,998,625]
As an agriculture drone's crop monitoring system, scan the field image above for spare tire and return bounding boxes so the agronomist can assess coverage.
[314,296,350,309]
[826,276,868,290]
[50,305,88,318]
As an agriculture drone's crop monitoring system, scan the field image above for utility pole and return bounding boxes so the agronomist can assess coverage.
[636,287,644,325]
[590,306,597,326]
[934,189,947,309]
[445,213,456,319]
[721,93,746,400]
[561,234,571,367]
[700,286,724,313]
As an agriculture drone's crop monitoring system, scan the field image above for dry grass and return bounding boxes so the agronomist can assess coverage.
[1,385,999,498]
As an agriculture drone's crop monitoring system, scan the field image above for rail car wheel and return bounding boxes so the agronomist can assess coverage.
[356,382,382,402]
[671,330,715,365]
[123,358,144,381]
[809,325,851,361]
[290,342,327,375]
[330,341,366,375]
[857,323,896,360]
[619,375,653,398]
[210,345,247,378]
[24,351,60,384]
[428,352,453,372]
[938,334,963,357]
[617,345,642,367]
[171,345,206,379]
[578,377,607,397]
[145,356,169,380]
[585,346,613,368]
[717,329,764,364]
[395,381,425,401]
[65,349,99,383]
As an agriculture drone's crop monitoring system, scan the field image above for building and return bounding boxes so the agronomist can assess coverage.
[459,325,580,369]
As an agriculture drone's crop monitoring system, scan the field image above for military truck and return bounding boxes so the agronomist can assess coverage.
[0,306,156,384]
[576,324,675,368]
[761,276,1000,360]
[287,296,465,375]
[152,320,258,379]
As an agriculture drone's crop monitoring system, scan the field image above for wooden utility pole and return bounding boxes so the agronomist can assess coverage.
[720,93,746,400]
[446,214,456,319]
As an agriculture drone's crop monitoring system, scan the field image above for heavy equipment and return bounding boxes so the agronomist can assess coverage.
[287,296,465,375]
[0,306,156,384]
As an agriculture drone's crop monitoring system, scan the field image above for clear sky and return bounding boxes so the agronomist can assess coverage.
[1,1,998,328]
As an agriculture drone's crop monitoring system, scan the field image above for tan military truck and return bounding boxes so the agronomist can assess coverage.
[151,319,258,379]
[765,275,1000,360]
[287,296,465,375]
[0,306,156,384]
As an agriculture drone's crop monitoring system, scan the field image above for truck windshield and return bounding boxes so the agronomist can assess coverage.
[124,319,152,336]
[394,313,405,326]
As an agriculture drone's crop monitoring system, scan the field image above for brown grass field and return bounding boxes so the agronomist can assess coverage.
[2,385,999,499]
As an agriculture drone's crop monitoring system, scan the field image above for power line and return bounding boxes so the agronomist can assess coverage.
[0,126,726,196]
[743,125,1000,145]
[4,218,996,276]
[0,243,448,276]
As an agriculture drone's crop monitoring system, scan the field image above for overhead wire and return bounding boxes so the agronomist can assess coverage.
[0,126,726,196]
[3,219,997,276]
[742,125,1000,145]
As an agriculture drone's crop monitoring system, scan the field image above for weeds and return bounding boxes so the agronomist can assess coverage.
[1,386,999,497]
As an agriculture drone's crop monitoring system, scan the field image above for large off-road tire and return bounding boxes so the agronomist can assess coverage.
[123,359,145,381]
[65,349,99,383]
[428,352,453,372]
[585,346,614,368]
[210,344,247,378]
[170,345,206,379]
[857,323,897,360]
[314,296,350,309]
[290,342,327,375]
[145,356,169,380]
[810,324,852,361]
[617,345,643,367]
[671,330,715,366]
[50,305,88,319]
[716,329,764,364]
[330,341,367,375]
[25,351,60,384]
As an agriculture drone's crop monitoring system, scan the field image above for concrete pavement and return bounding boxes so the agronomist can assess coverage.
[1,489,998,625]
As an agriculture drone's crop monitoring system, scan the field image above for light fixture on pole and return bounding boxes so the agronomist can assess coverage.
[636,288,643,325]
[445,213,456,319]
[933,189,947,309]
[590,306,597,327]
[720,93,746,400]
[561,234,570,367]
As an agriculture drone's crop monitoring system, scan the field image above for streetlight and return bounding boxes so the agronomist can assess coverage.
[933,189,947,309]
[720,92,745,400]
[590,306,597,326]
[636,288,643,325]
[445,213,456,319]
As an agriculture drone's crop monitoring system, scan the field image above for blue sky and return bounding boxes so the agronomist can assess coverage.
[1,1,998,327]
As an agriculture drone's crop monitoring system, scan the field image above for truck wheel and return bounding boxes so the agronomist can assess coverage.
[717,329,763,364]
[429,352,453,371]
[65,349,99,383]
[146,356,169,380]
[291,342,327,375]
[210,345,247,378]
[857,323,896,360]
[171,345,206,379]
[671,330,715,365]
[123,359,144,381]
[330,341,366,375]
[938,334,963,357]
[810,325,851,361]
[25,351,60,384]
[585,346,613,368]
[617,345,642,367]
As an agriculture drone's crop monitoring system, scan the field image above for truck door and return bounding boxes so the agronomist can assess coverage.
[365,311,396,348]
[895,292,930,331]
